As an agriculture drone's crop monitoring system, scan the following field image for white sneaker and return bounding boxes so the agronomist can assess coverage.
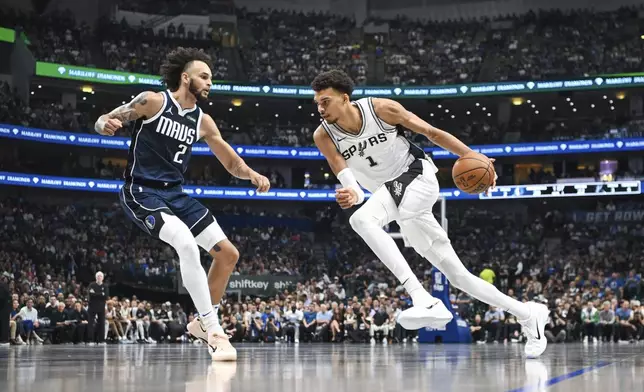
[397,300,453,330]
[187,317,208,343]
[518,302,550,358]
[187,317,225,343]
[294,339,299,344]
[208,331,237,361]
[402,338,407,343]
[370,338,376,345]
[593,337,598,344]
[411,337,418,343]
[0,342,9,347]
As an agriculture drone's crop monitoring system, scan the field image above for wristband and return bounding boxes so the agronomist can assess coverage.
[337,168,365,205]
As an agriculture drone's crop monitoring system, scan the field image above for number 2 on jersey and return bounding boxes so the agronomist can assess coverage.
[173,144,187,164]
[366,156,378,167]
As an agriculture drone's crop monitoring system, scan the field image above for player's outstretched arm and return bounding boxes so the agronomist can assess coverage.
[200,114,270,192]
[313,126,364,209]
[372,98,473,158]
[94,91,163,136]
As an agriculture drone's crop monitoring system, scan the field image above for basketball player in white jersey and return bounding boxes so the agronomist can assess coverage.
[311,70,549,358]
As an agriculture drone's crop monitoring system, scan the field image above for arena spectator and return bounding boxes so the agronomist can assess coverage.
[470,314,485,344]
[18,299,43,344]
[580,301,599,343]
[615,300,636,343]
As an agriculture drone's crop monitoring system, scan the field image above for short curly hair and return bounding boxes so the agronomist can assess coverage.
[160,47,213,91]
[311,69,354,97]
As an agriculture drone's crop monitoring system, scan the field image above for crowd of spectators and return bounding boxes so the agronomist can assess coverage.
[97,18,230,78]
[4,6,644,86]
[238,9,367,85]
[380,17,486,86]
[1,195,642,346]
[492,8,644,83]
[0,9,95,67]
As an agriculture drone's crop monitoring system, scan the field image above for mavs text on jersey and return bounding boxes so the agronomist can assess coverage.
[119,90,216,239]
[126,90,201,187]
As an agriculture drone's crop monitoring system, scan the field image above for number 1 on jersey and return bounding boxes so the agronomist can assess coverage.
[174,144,187,164]
[366,156,378,167]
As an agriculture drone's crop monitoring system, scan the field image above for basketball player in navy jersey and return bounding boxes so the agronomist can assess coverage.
[94,47,270,361]
[311,70,550,358]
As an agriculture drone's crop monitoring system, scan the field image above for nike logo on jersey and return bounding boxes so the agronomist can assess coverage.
[341,133,387,160]
[337,136,348,142]
[155,116,196,144]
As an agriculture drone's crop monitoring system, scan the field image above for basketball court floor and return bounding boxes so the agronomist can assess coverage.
[0,343,642,392]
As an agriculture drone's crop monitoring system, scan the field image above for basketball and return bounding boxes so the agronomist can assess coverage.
[452,153,494,194]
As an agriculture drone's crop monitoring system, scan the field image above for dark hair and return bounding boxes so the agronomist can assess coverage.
[160,47,213,91]
[311,69,354,97]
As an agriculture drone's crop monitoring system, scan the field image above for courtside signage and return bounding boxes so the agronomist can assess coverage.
[35,61,644,99]
[2,124,643,160]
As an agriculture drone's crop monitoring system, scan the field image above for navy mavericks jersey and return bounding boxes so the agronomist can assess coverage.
[125,90,202,186]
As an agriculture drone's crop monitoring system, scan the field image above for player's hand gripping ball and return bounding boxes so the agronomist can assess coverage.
[452,151,496,194]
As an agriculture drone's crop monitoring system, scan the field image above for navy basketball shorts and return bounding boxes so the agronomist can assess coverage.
[119,183,226,250]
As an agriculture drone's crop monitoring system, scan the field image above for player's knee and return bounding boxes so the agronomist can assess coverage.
[175,236,200,267]
[426,238,469,288]
[216,242,239,269]
[159,213,200,264]
[227,246,240,265]
[349,208,376,234]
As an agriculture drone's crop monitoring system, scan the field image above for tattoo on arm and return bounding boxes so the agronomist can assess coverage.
[107,93,148,123]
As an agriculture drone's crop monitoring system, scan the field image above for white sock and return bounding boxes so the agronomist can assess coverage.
[405,279,436,307]
[206,304,225,335]
[350,208,437,307]
[201,312,220,335]
[159,213,215,329]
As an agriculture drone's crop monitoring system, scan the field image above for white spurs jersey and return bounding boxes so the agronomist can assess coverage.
[322,97,438,193]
